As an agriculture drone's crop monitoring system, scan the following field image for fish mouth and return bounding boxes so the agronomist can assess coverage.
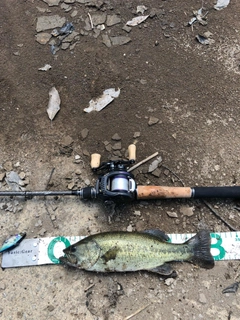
[59,253,78,266]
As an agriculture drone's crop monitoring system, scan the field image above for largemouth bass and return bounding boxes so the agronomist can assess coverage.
[59,229,214,276]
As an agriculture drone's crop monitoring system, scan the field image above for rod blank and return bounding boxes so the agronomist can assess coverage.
[0,190,79,197]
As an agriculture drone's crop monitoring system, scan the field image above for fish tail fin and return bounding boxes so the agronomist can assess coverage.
[186,230,214,269]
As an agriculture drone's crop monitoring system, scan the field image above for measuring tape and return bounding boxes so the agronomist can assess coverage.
[1,232,240,268]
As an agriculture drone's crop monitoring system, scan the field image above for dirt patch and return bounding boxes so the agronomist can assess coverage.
[0,0,240,319]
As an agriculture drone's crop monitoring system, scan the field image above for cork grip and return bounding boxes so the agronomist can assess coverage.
[128,144,136,161]
[91,153,101,169]
[137,186,192,199]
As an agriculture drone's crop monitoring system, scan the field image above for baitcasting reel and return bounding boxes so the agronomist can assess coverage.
[79,144,137,202]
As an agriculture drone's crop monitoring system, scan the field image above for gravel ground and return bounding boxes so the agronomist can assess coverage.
[0,0,240,319]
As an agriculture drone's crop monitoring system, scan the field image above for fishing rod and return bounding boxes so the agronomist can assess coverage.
[1,144,240,202]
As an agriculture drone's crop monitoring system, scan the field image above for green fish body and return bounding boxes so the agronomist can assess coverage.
[59,230,214,275]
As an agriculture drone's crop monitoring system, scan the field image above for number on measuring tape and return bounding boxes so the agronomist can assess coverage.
[210,233,225,260]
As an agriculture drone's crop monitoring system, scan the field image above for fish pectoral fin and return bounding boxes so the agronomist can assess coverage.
[101,246,119,263]
[142,229,170,242]
[149,263,177,277]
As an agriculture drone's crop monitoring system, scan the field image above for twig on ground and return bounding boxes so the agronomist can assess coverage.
[45,168,57,228]
[88,13,94,29]
[128,152,158,172]
[161,164,185,186]
[46,167,55,190]
[84,283,95,292]
[124,303,151,320]
[202,200,237,231]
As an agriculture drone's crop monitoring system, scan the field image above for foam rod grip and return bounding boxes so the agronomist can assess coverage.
[91,153,101,169]
[137,186,192,199]
[128,144,136,161]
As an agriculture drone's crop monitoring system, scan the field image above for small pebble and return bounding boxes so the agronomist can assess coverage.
[0,283,6,290]
[84,179,90,186]
[68,182,75,190]
[127,225,133,232]
[133,210,141,216]
[39,228,47,236]
[112,133,121,141]
[166,211,178,218]
[19,172,26,180]
[148,116,159,126]
[47,305,55,312]
[133,132,141,138]
[165,278,175,286]
[81,128,89,140]
[199,293,207,304]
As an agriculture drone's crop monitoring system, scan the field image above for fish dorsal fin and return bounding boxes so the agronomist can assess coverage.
[142,229,170,242]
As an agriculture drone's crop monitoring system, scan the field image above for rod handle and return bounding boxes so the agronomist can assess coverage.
[128,144,136,161]
[91,153,101,169]
[137,186,240,200]
[193,186,240,198]
[137,186,192,199]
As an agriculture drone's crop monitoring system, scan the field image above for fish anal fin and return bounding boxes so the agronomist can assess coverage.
[149,263,176,277]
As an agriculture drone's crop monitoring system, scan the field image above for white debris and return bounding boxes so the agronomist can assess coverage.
[166,211,178,218]
[126,15,149,27]
[148,156,162,172]
[214,0,230,10]
[165,278,175,286]
[136,5,148,14]
[5,171,24,191]
[47,87,61,120]
[84,88,120,113]
[188,8,208,26]
[38,64,52,71]
[97,24,105,31]
[180,206,194,217]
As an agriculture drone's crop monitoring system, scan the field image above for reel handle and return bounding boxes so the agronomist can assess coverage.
[128,144,136,162]
[91,153,101,170]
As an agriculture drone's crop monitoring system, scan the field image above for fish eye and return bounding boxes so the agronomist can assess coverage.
[70,246,76,252]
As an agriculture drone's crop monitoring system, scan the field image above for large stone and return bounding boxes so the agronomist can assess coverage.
[43,0,61,6]
[102,34,111,47]
[35,32,52,44]
[110,36,131,46]
[62,31,79,43]
[91,13,107,26]
[148,116,159,126]
[36,15,66,32]
[81,128,89,140]
[106,15,121,27]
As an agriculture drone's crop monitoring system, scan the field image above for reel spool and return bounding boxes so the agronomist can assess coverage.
[90,144,137,202]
